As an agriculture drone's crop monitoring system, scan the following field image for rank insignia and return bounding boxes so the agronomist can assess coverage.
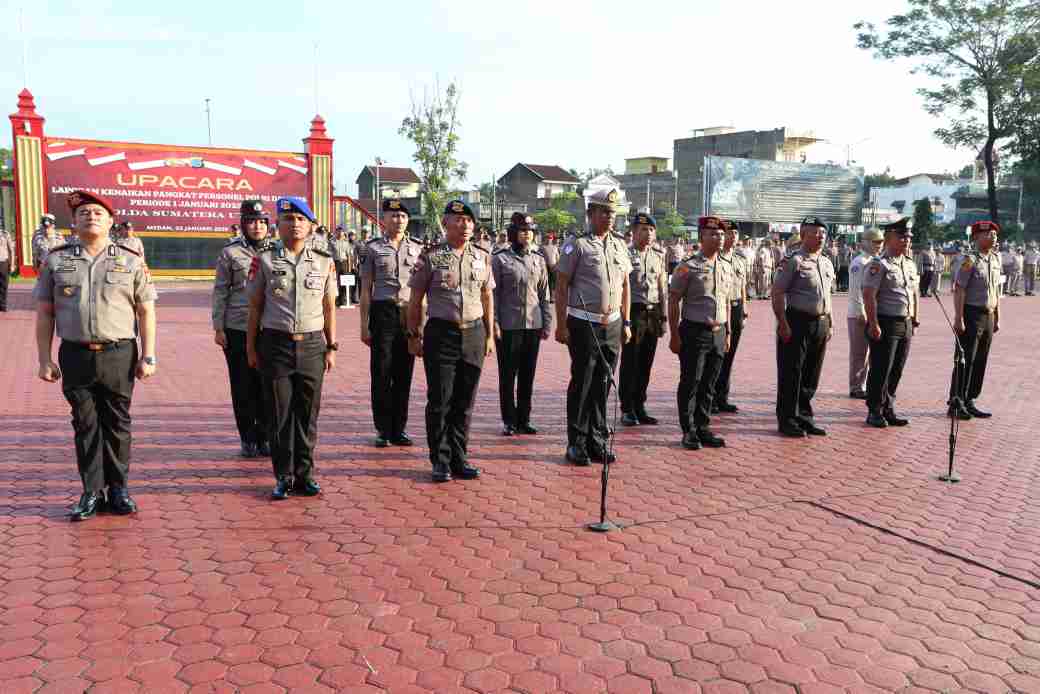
[450,201,465,213]
[63,286,75,296]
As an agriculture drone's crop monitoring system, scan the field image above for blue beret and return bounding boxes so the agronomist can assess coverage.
[631,213,656,228]
[443,199,476,222]
[276,197,317,223]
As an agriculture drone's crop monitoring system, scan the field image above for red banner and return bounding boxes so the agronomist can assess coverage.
[44,138,309,233]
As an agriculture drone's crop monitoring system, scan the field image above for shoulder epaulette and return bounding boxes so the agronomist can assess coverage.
[223,237,241,248]
[311,246,331,257]
[366,237,381,246]
[48,243,75,254]
[611,232,626,241]
[492,247,508,256]
[116,243,142,257]
[533,248,546,259]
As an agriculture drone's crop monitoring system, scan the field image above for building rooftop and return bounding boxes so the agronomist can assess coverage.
[357,165,421,184]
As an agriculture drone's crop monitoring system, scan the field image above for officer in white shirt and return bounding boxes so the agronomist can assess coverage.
[847,228,883,399]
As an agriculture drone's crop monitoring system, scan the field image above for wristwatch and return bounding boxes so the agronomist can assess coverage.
[326,342,339,352]
[143,356,157,366]
[623,320,632,327]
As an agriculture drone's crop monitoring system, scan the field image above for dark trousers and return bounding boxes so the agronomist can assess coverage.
[566,316,621,453]
[259,331,326,481]
[714,301,745,405]
[335,261,348,305]
[919,270,934,296]
[496,328,541,427]
[837,267,849,292]
[547,270,557,301]
[677,321,725,433]
[59,340,137,493]
[369,301,416,438]
[950,306,994,403]
[223,328,267,446]
[866,316,910,414]
[777,309,829,425]
[618,303,660,415]
[0,260,9,310]
[423,319,487,472]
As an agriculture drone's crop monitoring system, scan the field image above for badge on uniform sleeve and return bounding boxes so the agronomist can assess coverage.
[563,244,574,255]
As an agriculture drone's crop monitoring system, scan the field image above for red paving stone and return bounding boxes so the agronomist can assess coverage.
[1,281,1039,692]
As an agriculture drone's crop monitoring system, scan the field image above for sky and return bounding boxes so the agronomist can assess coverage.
[0,0,977,196]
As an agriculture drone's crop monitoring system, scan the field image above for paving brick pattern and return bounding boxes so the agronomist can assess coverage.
[1,283,1038,693]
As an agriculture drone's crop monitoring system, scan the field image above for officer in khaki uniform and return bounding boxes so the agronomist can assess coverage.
[492,212,552,435]
[619,213,667,427]
[542,235,560,300]
[331,227,351,307]
[33,213,63,270]
[772,217,835,438]
[34,190,157,521]
[212,200,271,457]
[948,220,1002,420]
[0,225,14,311]
[114,222,146,259]
[555,189,633,466]
[861,218,919,428]
[360,198,425,447]
[1024,241,1039,296]
[247,197,337,500]
[714,220,750,413]
[669,216,732,450]
[407,200,495,483]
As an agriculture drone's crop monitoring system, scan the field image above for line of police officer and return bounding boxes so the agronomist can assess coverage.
[35,188,1007,520]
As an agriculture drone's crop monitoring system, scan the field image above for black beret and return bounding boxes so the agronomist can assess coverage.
[382,198,411,215]
[801,216,827,228]
[240,200,267,219]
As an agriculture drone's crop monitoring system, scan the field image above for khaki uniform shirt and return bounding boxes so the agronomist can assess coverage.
[720,250,748,302]
[755,248,774,274]
[541,243,560,271]
[556,232,633,315]
[628,245,666,305]
[862,253,916,318]
[360,235,423,304]
[492,246,552,332]
[33,241,157,342]
[33,229,64,267]
[954,251,1001,309]
[773,249,835,316]
[331,237,351,265]
[248,242,336,333]
[115,234,145,259]
[409,242,495,323]
[1024,249,1040,266]
[0,230,13,264]
[669,253,731,325]
[212,237,266,331]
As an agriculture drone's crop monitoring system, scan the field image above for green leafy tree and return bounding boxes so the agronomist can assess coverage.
[863,169,898,204]
[912,197,936,243]
[0,147,12,182]
[652,202,686,240]
[399,81,469,236]
[856,0,1040,225]
[533,192,578,236]
[580,167,615,186]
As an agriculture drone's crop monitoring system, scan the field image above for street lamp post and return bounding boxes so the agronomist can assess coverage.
[374,157,384,236]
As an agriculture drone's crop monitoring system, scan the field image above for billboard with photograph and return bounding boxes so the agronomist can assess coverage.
[704,156,864,225]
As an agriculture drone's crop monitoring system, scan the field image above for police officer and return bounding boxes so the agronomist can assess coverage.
[542,235,560,301]
[246,197,337,500]
[619,213,666,426]
[407,200,495,482]
[848,228,884,399]
[555,189,632,466]
[33,213,62,270]
[331,226,351,307]
[34,190,157,520]
[862,218,919,428]
[772,217,835,437]
[1024,241,1039,296]
[347,231,360,304]
[753,239,774,299]
[492,213,552,435]
[0,224,14,311]
[212,200,271,457]
[360,199,424,447]
[948,220,1002,420]
[669,216,732,450]
[714,220,750,413]
[115,222,146,259]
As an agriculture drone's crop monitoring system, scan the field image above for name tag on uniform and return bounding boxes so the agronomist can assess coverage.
[56,265,76,273]
[273,270,287,276]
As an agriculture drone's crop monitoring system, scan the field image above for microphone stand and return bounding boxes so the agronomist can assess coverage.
[933,291,964,483]
[572,278,621,533]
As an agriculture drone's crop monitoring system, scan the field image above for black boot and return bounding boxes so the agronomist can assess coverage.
[866,411,888,428]
[108,486,138,515]
[964,401,991,418]
[70,491,105,521]
[271,477,293,500]
[697,429,726,448]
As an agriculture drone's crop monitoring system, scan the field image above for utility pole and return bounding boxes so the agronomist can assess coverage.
[374,157,384,237]
[491,173,496,234]
[205,99,212,146]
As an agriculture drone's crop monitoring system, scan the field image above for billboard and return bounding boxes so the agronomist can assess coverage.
[43,138,309,233]
[704,156,864,225]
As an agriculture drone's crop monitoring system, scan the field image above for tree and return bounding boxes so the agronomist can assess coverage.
[399,81,469,236]
[958,164,975,178]
[580,167,615,186]
[856,0,1040,225]
[533,192,578,236]
[0,147,12,182]
[912,197,936,243]
[654,203,687,240]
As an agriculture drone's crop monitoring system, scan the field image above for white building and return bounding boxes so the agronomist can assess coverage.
[868,173,966,224]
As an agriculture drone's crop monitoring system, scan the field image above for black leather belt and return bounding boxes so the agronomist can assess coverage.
[267,330,323,342]
[730,299,743,306]
[787,308,828,320]
[430,317,483,329]
[877,314,910,320]
[65,340,132,352]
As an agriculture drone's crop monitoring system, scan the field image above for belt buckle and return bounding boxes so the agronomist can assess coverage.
[291,334,305,342]
[88,343,104,351]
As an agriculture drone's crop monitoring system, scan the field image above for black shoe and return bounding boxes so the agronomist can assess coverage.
[948,404,972,420]
[391,433,414,446]
[800,422,827,436]
[589,447,616,464]
[965,401,991,418]
[256,440,271,456]
[516,423,538,435]
[451,464,481,480]
[432,463,452,483]
[620,412,639,427]
[710,404,720,414]
[239,441,257,457]
[849,390,868,400]
[681,432,701,450]
[697,430,725,448]
[374,435,390,448]
[715,402,738,414]
[271,477,293,500]
[866,412,888,428]
[635,411,658,425]
[70,491,105,521]
[565,446,590,466]
[779,422,807,438]
[108,486,138,515]
[295,478,321,496]
[883,411,909,427]
[502,425,516,436]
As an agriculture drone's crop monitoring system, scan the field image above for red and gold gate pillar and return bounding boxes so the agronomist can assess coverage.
[8,89,48,276]
[303,116,334,229]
